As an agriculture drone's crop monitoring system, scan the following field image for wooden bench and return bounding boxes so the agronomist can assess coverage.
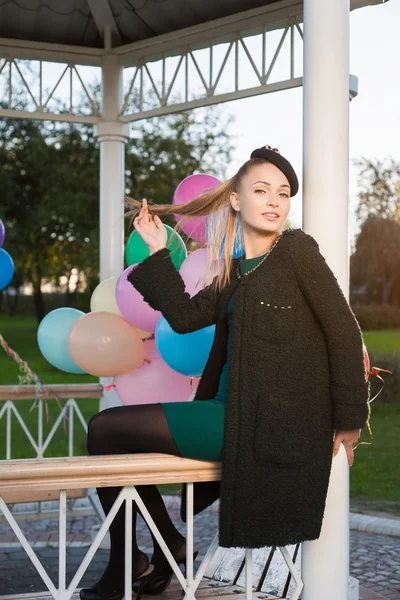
[0,383,102,508]
[0,454,302,600]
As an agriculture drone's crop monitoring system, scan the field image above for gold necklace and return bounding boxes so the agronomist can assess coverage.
[236,233,282,280]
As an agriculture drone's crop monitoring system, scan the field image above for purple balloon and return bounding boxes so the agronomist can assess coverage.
[115,339,197,405]
[116,264,161,333]
[0,219,5,248]
[173,174,222,244]
[179,248,223,297]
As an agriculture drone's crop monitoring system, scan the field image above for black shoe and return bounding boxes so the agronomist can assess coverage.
[79,553,154,600]
[132,541,199,595]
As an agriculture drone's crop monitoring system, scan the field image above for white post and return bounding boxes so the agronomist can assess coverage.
[94,54,130,411]
[302,1,353,600]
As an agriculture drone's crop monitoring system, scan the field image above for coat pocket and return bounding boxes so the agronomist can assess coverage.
[253,391,313,465]
[252,297,296,342]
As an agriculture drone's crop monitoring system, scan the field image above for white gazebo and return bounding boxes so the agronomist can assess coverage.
[0,1,389,599]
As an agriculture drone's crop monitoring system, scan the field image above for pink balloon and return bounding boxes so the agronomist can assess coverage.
[115,339,198,405]
[173,174,222,244]
[116,265,161,333]
[179,248,223,296]
[68,311,145,377]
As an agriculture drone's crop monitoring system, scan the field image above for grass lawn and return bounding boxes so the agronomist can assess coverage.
[0,315,399,505]
[362,329,400,355]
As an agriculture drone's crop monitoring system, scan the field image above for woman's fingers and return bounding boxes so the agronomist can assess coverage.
[135,198,149,227]
[332,430,359,466]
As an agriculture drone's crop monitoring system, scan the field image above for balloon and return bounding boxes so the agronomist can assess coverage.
[115,339,197,405]
[68,311,145,377]
[90,276,122,316]
[363,344,370,380]
[155,316,215,377]
[173,174,222,243]
[0,219,5,248]
[126,224,187,271]
[37,308,86,374]
[179,248,223,296]
[136,327,153,340]
[116,265,161,333]
[0,248,14,290]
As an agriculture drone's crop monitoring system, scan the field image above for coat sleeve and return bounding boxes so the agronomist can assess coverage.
[127,247,220,334]
[288,232,371,431]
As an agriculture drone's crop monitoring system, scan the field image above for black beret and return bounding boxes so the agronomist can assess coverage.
[250,145,299,197]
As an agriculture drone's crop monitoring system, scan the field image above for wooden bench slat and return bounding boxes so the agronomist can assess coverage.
[0,454,221,494]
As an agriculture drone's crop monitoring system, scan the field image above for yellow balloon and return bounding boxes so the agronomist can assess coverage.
[90,277,122,316]
[136,327,152,339]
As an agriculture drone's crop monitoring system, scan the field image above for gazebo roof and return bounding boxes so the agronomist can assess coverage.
[0,0,388,52]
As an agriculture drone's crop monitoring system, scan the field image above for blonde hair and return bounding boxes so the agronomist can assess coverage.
[125,157,279,292]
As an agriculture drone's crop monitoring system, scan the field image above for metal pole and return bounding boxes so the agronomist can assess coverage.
[245,549,253,600]
[59,490,67,596]
[302,0,351,599]
[94,54,130,411]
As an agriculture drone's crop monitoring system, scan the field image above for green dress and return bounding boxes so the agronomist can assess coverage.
[160,254,264,461]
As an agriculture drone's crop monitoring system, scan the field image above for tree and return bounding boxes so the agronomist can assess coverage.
[350,215,400,305]
[354,157,400,225]
[0,106,234,323]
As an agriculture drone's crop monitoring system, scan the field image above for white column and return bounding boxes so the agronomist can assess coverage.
[94,54,130,411]
[302,1,354,600]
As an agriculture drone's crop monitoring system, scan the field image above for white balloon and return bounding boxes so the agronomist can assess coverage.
[90,276,123,316]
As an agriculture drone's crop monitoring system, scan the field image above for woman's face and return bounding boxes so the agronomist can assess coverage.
[230,162,291,235]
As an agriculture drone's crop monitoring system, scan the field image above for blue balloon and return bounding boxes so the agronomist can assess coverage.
[0,248,14,290]
[37,308,86,374]
[155,317,215,377]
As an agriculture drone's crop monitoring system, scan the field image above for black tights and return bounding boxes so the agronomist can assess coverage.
[87,404,185,585]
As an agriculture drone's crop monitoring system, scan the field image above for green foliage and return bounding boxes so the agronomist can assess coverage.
[352,303,400,330]
[350,215,400,305]
[353,156,400,225]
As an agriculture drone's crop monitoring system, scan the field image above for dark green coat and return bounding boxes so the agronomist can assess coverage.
[129,228,370,549]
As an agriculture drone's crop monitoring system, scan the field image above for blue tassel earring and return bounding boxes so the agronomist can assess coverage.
[232,213,244,259]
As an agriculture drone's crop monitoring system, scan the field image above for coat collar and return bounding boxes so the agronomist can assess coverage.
[218,228,299,315]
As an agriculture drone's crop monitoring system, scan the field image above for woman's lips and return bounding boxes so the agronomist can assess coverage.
[262,213,279,221]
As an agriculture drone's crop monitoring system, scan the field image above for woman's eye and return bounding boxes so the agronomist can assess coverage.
[255,189,289,198]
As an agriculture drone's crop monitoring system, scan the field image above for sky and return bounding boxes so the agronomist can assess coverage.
[224,0,399,235]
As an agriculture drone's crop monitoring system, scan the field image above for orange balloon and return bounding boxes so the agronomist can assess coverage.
[68,312,145,377]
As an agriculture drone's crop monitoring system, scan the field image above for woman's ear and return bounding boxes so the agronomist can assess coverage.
[230,191,240,213]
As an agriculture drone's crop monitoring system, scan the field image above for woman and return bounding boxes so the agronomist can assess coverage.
[80,145,370,600]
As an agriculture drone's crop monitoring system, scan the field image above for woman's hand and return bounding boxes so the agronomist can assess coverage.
[134,198,167,254]
[332,428,361,466]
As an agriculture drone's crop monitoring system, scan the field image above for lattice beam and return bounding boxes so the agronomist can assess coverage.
[120,23,304,122]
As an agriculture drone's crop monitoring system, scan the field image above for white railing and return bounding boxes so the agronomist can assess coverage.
[0,383,105,517]
[0,384,103,460]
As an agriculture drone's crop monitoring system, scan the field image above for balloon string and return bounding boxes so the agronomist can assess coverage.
[104,383,116,392]
[189,376,200,392]
[0,333,66,428]
[354,366,392,450]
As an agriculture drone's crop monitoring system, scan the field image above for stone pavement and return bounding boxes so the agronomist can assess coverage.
[0,496,399,599]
